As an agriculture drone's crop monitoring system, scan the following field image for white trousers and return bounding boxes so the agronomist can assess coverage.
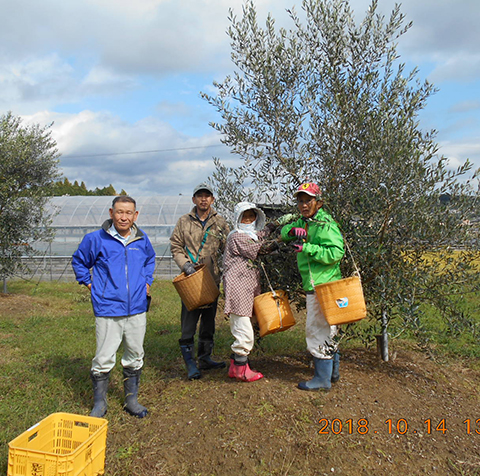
[306,293,337,359]
[230,314,254,357]
[91,312,147,375]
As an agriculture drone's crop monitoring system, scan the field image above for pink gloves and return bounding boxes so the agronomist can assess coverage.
[289,227,307,239]
[288,227,306,252]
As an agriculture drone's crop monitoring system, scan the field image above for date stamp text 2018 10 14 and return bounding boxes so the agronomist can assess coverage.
[317,418,480,436]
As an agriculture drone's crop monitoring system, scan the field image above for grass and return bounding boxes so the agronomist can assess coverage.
[0,279,308,474]
[384,287,480,361]
[1,278,480,474]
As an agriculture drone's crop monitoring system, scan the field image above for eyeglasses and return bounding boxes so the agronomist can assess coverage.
[297,197,315,205]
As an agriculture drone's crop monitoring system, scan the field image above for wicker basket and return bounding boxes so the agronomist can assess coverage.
[253,290,296,337]
[315,276,367,326]
[172,264,220,311]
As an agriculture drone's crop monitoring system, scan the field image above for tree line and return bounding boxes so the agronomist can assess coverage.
[51,178,127,197]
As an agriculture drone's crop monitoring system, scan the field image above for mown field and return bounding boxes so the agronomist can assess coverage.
[1,279,480,475]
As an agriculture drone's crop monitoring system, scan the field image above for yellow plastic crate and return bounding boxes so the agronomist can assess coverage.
[8,412,108,476]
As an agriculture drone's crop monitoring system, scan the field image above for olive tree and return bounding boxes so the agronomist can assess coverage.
[0,112,60,291]
[202,0,480,358]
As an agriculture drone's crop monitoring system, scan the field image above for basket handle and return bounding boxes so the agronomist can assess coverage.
[344,239,361,278]
[305,217,361,278]
[260,262,277,298]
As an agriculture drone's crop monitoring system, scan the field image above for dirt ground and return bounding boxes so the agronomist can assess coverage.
[105,344,480,475]
[4,293,480,476]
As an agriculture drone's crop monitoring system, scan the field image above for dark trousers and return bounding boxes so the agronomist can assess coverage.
[179,299,218,346]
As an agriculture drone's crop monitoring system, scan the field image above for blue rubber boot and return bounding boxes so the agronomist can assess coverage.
[180,344,201,380]
[331,352,340,383]
[298,358,333,391]
[123,367,148,418]
[90,371,110,418]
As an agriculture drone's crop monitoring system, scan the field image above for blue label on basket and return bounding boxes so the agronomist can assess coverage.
[336,297,349,308]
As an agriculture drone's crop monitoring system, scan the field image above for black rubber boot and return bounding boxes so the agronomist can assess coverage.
[123,367,148,418]
[331,352,340,383]
[180,344,201,380]
[90,371,110,418]
[197,341,226,370]
[298,358,333,391]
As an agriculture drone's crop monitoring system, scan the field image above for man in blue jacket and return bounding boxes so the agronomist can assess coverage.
[72,196,155,418]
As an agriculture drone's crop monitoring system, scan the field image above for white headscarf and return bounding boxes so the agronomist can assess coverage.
[229,201,266,241]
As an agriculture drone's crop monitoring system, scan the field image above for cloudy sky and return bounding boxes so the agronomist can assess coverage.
[1,0,479,197]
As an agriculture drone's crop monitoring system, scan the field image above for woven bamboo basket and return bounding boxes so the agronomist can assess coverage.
[253,290,296,337]
[172,264,220,311]
[315,276,367,326]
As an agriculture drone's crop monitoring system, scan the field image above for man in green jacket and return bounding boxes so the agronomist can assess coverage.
[281,182,345,391]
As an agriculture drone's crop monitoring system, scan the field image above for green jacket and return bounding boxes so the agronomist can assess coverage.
[281,208,345,292]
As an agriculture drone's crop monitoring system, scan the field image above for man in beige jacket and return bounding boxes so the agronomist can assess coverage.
[170,183,230,379]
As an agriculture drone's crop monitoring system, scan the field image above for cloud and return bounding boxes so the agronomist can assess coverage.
[348,0,480,86]
[156,100,192,118]
[2,0,477,110]
[362,0,480,56]
[82,66,137,92]
[0,0,299,76]
[0,0,228,75]
[22,109,229,197]
[0,1,292,114]
[429,53,480,83]
[0,54,139,113]
[439,139,480,172]
[3,0,480,196]
[0,54,75,111]
[2,0,479,75]
[449,100,480,114]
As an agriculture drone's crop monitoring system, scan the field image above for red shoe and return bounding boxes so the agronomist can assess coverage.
[228,358,236,379]
[228,359,263,382]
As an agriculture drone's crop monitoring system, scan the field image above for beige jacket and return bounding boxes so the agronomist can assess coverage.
[170,207,230,285]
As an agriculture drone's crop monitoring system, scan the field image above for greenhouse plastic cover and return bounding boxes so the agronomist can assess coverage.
[38,195,195,256]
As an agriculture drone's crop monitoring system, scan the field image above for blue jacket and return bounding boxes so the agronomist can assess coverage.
[72,220,156,317]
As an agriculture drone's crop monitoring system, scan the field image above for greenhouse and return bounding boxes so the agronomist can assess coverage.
[27,195,196,281]
[39,195,194,257]
[24,194,282,281]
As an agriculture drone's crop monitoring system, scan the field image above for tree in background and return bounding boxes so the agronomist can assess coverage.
[51,178,126,196]
[94,184,117,196]
[0,112,60,291]
[202,0,480,358]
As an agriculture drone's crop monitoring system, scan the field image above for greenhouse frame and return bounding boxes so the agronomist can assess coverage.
[26,195,196,281]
